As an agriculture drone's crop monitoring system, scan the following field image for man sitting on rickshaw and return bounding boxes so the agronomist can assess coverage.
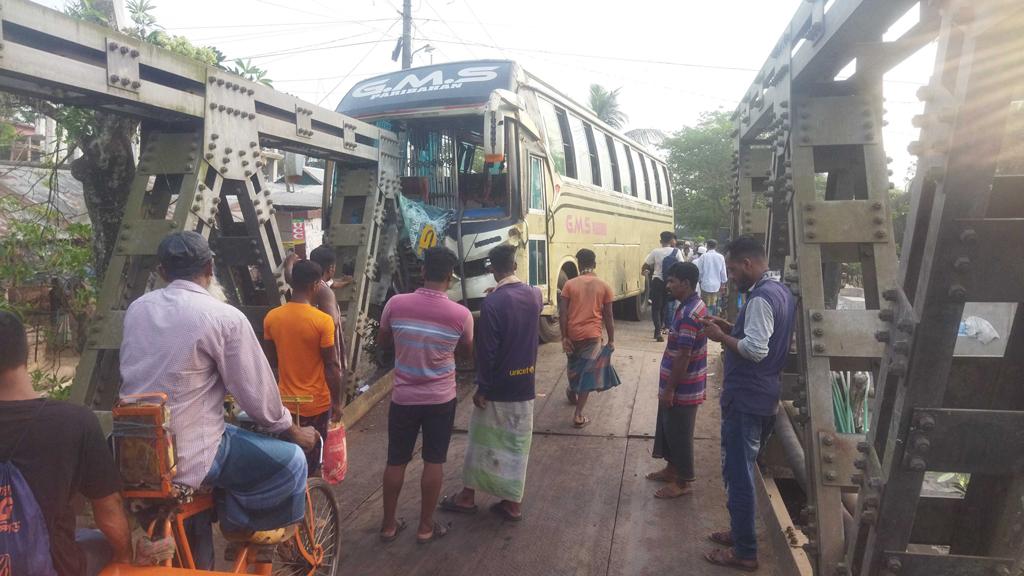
[119,231,318,570]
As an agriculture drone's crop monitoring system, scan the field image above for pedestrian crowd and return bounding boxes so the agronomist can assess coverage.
[0,229,792,574]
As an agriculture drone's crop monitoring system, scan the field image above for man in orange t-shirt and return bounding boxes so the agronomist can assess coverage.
[559,248,615,428]
[264,260,344,475]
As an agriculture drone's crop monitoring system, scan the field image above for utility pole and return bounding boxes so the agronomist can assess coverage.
[401,0,412,69]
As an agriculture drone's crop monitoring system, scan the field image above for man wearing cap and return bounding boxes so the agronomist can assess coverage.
[120,231,318,569]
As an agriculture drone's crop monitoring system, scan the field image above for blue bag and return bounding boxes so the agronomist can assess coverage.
[0,401,57,576]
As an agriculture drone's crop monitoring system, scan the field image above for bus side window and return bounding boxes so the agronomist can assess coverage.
[582,122,601,187]
[554,107,577,179]
[605,134,622,193]
[637,152,651,201]
[538,98,570,178]
[529,155,545,212]
[566,114,591,186]
[622,143,638,197]
[652,160,662,204]
[662,165,672,207]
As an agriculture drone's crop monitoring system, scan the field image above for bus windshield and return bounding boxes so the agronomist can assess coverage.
[399,116,510,221]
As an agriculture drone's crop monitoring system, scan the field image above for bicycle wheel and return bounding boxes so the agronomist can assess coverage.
[274,478,342,576]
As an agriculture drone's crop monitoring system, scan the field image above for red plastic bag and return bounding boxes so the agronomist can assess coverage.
[322,421,348,485]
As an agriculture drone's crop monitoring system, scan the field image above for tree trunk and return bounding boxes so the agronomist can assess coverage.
[70,112,138,281]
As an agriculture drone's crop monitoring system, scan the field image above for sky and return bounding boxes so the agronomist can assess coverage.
[48,0,934,183]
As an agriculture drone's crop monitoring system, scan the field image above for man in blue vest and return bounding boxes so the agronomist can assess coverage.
[699,235,796,572]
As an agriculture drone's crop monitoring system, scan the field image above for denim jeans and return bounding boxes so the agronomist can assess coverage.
[720,408,775,560]
[76,529,112,576]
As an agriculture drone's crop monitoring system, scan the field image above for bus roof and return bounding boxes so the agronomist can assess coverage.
[338,59,665,162]
[337,60,517,120]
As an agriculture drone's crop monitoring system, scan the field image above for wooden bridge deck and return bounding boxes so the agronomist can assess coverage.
[332,319,783,576]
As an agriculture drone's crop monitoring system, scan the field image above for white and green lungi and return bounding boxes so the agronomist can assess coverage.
[463,399,534,503]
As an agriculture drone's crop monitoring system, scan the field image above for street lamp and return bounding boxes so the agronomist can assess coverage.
[412,43,435,65]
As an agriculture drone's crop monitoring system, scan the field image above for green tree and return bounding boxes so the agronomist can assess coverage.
[662,110,733,238]
[588,84,627,129]
[14,1,268,279]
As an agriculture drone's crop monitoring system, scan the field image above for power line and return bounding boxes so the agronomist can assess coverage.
[421,0,479,59]
[462,0,507,60]
[317,18,402,106]
[238,35,387,60]
[165,18,401,31]
[422,37,759,72]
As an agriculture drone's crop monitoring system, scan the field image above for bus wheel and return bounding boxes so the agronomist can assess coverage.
[619,294,645,322]
[539,314,561,344]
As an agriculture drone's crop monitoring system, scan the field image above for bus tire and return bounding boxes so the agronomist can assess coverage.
[539,314,561,344]
[619,293,645,322]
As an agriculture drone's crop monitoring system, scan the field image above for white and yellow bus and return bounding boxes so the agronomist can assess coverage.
[338,59,674,341]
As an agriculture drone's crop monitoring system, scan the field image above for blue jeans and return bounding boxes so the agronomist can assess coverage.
[187,424,309,569]
[76,529,112,576]
[720,408,774,560]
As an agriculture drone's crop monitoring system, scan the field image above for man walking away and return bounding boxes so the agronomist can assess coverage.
[643,231,681,342]
[700,236,796,572]
[264,259,344,476]
[378,246,473,544]
[560,248,616,428]
[646,262,707,499]
[696,239,728,317]
[0,311,132,576]
[440,244,542,521]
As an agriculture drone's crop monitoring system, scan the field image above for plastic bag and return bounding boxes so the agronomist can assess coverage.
[322,421,348,485]
[959,316,1000,344]
[397,194,453,257]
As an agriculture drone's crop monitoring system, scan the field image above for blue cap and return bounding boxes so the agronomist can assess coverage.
[157,231,213,278]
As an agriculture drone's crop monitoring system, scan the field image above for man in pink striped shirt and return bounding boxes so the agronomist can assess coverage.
[377,246,473,544]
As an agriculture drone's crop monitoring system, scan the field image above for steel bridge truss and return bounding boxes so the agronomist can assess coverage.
[732,1,1024,575]
[0,0,400,409]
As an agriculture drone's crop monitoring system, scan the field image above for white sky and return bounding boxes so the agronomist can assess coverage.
[48,0,934,183]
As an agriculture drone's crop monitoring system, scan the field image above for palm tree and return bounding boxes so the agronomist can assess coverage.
[589,84,627,129]
[229,59,274,87]
[625,128,669,148]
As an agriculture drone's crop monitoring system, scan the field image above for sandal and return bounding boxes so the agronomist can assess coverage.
[379,518,407,543]
[645,470,676,483]
[439,494,478,514]
[566,388,578,405]
[416,521,451,544]
[654,483,693,499]
[703,547,759,572]
[573,416,591,429]
[709,531,735,547]
[490,501,523,522]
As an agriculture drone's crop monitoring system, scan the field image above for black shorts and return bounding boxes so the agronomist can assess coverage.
[387,399,457,465]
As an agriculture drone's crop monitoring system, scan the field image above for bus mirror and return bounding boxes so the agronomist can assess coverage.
[484,95,505,164]
[484,90,520,164]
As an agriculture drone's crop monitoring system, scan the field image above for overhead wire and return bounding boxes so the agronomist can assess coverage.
[316,18,402,107]
[462,0,508,60]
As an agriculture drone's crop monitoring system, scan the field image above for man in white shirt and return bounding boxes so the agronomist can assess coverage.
[695,239,728,316]
[643,231,682,342]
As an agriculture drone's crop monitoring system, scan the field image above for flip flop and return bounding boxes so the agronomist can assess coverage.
[703,547,759,572]
[379,518,407,543]
[645,470,676,483]
[490,502,523,522]
[654,484,693,499]
[439,494,478,514]
[416,521,451,544]
[573,416,591,429]
[709,531,736,547]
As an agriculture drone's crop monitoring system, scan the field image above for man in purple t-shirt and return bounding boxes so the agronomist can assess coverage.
[377,246,473,544]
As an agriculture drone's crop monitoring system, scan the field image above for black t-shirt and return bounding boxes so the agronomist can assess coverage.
[0,399,122,576]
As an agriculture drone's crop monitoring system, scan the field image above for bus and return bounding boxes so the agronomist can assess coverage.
[338,60,674,341]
